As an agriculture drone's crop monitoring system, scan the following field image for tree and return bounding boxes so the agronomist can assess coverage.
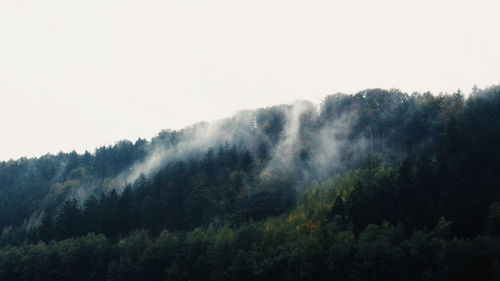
[39,209,54,243]
[55,199,81,240]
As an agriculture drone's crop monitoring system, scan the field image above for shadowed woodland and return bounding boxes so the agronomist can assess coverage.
[0,86,499,281]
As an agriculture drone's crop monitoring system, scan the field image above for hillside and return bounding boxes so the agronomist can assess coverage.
[0,86,499,281]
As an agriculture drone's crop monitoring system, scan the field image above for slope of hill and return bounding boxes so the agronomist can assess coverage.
[0,86,499,281]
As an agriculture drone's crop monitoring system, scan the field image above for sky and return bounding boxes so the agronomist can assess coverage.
[0,0,499,161]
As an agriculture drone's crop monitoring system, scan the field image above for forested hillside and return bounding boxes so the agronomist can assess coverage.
[0,86,499,281]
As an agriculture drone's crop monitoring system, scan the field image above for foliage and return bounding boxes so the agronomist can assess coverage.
[0,86,499,280]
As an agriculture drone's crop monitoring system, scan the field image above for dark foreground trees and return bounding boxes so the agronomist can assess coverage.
[2,216,500,281]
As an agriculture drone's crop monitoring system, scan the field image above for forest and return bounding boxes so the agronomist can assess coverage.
[0,86,499,281]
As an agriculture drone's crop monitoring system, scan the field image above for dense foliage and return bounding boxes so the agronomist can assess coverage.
[0,86,499,280]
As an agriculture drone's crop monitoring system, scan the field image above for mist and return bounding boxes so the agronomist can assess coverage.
[0,87,476,231]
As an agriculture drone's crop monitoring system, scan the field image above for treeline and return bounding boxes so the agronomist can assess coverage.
[0,86,499,280]
[0,87,468,232]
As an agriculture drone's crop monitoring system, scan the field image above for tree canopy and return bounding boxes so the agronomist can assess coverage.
[0,86,499,280]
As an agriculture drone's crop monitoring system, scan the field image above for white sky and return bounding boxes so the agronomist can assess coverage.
[0,0,499,160]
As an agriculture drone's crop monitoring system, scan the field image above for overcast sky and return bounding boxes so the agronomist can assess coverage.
[0,0,499,160]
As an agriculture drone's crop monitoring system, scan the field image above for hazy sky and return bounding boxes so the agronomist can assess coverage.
[0,0,499,160]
